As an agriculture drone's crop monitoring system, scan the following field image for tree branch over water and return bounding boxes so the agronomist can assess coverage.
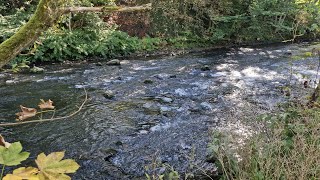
[0,0,151,69]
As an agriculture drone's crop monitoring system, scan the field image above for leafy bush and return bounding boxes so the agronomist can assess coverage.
[151,0,320,43]
[29,29,161,62]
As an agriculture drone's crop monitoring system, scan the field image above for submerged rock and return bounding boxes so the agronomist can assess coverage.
[200,102,213,110]
[201,65,210,71]
[103,90,115,99]
[143,79,153,84]
[29,66,44,74]
[96,62,103,66]
[157,97,173,103]
[102,148,118,162]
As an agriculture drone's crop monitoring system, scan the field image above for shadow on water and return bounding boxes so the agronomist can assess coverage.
[0,42,319,179]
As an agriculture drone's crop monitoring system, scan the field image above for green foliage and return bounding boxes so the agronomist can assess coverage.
[0,9,33,43]
[29,29,160,62]
[151,0,320,43]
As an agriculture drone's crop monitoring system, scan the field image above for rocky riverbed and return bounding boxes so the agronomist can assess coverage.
[0,42,319,179]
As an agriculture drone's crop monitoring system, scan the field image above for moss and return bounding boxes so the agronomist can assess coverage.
[0,0,65,68]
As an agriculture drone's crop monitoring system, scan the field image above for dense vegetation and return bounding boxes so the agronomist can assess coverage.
[1,0,320,66]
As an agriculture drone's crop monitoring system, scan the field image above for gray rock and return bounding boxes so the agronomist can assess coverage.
[175,88,188,96]
[103,90,115,99]
[157,97,173,103]
[200,102,213,110]
[201,65,210,71]
[96,62,103,66]
[160,106,172,112]
[138,130,149,134]
[143,79,153,84]
[153,73,170,80]
[106,59,121,66]
[29,66,44,74]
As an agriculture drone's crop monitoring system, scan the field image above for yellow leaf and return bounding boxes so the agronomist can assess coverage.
[16,106,37,121]
[3,167,39,180]
[38,99,55,110]
[35,152,80,180]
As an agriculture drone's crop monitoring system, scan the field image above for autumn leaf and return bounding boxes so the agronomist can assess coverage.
[3,167,39,180]
[0,134,11,148]
[35,151,80,180]
[16,105,37,121]
[38,99,55,110]
[0,142,30,166]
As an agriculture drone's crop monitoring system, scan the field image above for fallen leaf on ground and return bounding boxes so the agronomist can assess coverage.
[3,167,39,180]
[16,105,37,121]
[35,151,80,180]
[38,99,55,110]
[0,134,11,148]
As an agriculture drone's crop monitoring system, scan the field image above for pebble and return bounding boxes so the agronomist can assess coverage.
[175,88,188,96]
[143,79,153,84]
[200,102,213,110]
[103,90,115,99]
[158,97,173,103]
[201,65,210,71]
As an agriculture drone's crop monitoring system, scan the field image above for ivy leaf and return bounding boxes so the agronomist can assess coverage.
[35,151,80,180]
[0,142,30,166]
[16,105,37,121]
[3,167,39,180]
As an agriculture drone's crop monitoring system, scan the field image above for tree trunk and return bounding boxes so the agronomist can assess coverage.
[0,1,151,68]
[0,0,64,68]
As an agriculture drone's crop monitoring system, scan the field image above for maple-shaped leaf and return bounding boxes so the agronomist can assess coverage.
[35,152,80,180]
[16,105,37,121]
[0,134,11,148]
[38,99,55,110]
[0,142,30,166]
[3,167,39,180]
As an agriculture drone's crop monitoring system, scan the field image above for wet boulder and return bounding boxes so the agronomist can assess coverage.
[103,90,115,99]
[107,59,121,66]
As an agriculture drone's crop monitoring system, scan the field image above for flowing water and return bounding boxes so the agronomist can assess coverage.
[0,43,319,179]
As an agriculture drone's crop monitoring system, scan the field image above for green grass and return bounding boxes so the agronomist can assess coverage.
[210,104,320,180]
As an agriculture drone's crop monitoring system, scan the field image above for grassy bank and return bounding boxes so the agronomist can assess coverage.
[210,102,320,179]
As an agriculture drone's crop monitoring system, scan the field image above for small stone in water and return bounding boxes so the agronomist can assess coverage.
[175,88,188,96]
[103,148,118,161]
[160,106,172,112]
[139,130,149,134]
[96,62,103,66]
[106,59,121,66]
[103,90,115,99]
[144,79,153,84]
[29,66,44,74]
[158,97,173,103]
[200,102,213,110]
[201,65,210,71]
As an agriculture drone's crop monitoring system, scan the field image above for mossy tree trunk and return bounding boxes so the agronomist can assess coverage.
[0,2,151,68]
[0,0,65,68]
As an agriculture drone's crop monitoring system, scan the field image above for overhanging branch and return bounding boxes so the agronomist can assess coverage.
[62,3,151,13]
